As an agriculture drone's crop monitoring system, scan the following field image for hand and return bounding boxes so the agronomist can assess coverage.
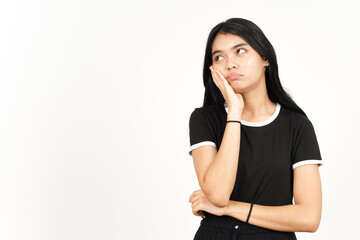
[189,189,226,218]
[210,66,244,115]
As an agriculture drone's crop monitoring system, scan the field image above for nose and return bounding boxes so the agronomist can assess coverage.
[226,59,238,70]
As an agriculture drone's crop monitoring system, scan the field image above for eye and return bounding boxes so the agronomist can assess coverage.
[214,55,224,61]
[237,48,246,54]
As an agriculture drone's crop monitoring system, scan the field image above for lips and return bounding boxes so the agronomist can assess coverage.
[226,73,243,80]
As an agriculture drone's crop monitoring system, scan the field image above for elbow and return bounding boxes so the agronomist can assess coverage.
[302,212,321,232]
[210,198,229,208]
[206,192,229,208]
[307,217,321,233]
[202,181,230,208]
[296,203,321,232]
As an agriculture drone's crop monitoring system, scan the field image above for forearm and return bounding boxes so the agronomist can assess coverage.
[223,201,320,232]
[203,110,241,207]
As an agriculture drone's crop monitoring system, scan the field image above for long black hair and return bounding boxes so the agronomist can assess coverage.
[202,18,306,116]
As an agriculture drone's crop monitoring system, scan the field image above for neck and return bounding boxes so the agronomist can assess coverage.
[238,78,276,119]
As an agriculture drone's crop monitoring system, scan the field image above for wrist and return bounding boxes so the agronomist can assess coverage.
[222,201,231,216]
[222,201,251,222]
[227,110,242,121]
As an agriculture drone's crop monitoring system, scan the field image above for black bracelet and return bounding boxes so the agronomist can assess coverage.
[226,120,241,124]
[246,203,253,223]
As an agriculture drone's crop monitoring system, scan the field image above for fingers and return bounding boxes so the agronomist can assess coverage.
[210,66,228,86]
[196,210,206,218]
[213,67,226,81]
[209,66,232,100]
[209,66,221,88]
[209,70,219,91]
[209,66,243,111]
[189,190,206,218]
[191,201,205,218]
[188,189,202,203]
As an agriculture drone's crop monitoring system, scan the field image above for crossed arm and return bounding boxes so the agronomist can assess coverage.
[222,164,322,232]
[190,144,322,233]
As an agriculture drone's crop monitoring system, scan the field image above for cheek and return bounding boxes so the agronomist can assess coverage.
[244,57,257,68]
[244,57,264,75]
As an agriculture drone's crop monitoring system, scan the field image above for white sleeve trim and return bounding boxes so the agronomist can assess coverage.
[189,141,216,156]
[293,159,323,169]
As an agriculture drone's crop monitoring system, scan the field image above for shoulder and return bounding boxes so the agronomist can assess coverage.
[280,105,317,141]
[280,105,311,127]
[189,104,224,122]
[190,104,223,114]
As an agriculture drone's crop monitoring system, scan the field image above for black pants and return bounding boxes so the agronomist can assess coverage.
[194,213,297,240]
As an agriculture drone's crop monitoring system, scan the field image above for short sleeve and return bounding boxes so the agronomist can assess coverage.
[292,119,323,169]
[188,108,216,156]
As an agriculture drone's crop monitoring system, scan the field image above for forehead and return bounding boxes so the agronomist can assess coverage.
[212,33,248,51]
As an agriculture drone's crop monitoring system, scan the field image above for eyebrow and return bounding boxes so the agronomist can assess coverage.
[212,43,248,56]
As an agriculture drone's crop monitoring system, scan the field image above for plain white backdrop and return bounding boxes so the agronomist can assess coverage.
[0,0,359,239]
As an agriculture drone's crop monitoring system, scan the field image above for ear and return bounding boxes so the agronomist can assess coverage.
[264,57,269,67]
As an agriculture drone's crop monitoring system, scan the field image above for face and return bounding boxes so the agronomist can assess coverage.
[211,33,269,93]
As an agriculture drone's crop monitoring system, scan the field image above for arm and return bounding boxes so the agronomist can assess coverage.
[192,109,241,207]
[222,164,322,232]
[191,66,244,207]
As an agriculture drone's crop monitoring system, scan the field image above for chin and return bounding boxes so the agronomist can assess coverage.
[232,88,245,94]
[230,83,246,93]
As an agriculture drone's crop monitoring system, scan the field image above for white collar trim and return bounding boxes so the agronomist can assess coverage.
[224,102,281,127]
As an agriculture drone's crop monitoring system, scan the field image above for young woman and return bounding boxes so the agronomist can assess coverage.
[188,18,323,240]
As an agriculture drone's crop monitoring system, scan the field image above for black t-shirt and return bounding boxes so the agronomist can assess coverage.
[188,102,323,208]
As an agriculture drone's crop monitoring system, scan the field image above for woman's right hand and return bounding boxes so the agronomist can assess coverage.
[210,66,244,118]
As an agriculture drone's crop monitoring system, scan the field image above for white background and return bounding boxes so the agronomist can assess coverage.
[0,0,359,239]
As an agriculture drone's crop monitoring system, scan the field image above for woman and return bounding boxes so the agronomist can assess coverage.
[188,18,323,240]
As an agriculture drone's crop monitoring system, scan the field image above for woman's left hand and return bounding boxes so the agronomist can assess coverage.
[189,189,226,218]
